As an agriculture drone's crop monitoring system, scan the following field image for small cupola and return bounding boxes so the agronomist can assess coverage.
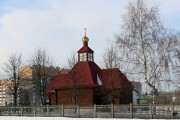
[78,28,94,62]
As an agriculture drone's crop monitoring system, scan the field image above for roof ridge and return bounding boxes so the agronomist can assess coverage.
[87,61,101,85]
[86,62,94,85]
[78,45,94,53]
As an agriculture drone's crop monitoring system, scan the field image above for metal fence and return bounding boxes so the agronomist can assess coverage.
[0,104,180,119]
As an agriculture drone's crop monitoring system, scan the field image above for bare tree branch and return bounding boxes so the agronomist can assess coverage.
[3,53,23,106]
[116,0,179,96]
[29,48,55,105]
[102,43,119,104]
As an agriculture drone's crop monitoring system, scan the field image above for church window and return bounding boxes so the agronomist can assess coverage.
[88,53,93,61]
[80,53,87,61]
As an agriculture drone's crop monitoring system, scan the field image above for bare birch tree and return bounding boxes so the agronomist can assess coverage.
[29,48,55,105]
[102,43,119,104]
[4,53,23,106]
[116,0,178,98]
[171,33,180,89]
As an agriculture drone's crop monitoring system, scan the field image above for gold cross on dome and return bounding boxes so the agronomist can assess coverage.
[84,28,86,36]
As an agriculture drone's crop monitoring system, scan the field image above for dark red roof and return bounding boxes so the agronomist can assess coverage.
[47,61,101,93]
[78,46,94,53]
[100,68,133,90]
[47,61,133,94]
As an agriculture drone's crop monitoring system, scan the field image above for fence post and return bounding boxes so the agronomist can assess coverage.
[170,104,174,119]
[149,103,153,119]
[94,104,96,118]
[111,104,114,118]
[20,105,23,116]
[33,106,36,117]
[0,107,1,116]
[8,106,11,116]
[129,103,133,118]
[77,104,80,118]
[61,104,64,117]
[47,104,50,117]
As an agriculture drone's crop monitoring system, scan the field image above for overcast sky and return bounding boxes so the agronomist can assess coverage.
[0,0,180,74]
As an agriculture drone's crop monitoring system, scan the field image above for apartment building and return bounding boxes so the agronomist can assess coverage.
[0,80,14,106]
[19,66,62,105]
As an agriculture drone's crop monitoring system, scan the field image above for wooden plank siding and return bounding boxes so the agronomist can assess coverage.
[55,88,94,105]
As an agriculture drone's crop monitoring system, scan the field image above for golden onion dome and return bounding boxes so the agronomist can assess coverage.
[82,28,89,42]
[82,35,89,42]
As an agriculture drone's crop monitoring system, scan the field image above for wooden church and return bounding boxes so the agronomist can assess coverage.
[47,31,133,105]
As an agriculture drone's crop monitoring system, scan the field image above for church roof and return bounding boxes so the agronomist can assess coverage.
[78,45,94,53]
[47,62,133,94]
[100,68,133,90]
[47,61,101,93]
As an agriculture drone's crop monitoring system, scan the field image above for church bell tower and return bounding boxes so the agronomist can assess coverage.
[78,28,94,62]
